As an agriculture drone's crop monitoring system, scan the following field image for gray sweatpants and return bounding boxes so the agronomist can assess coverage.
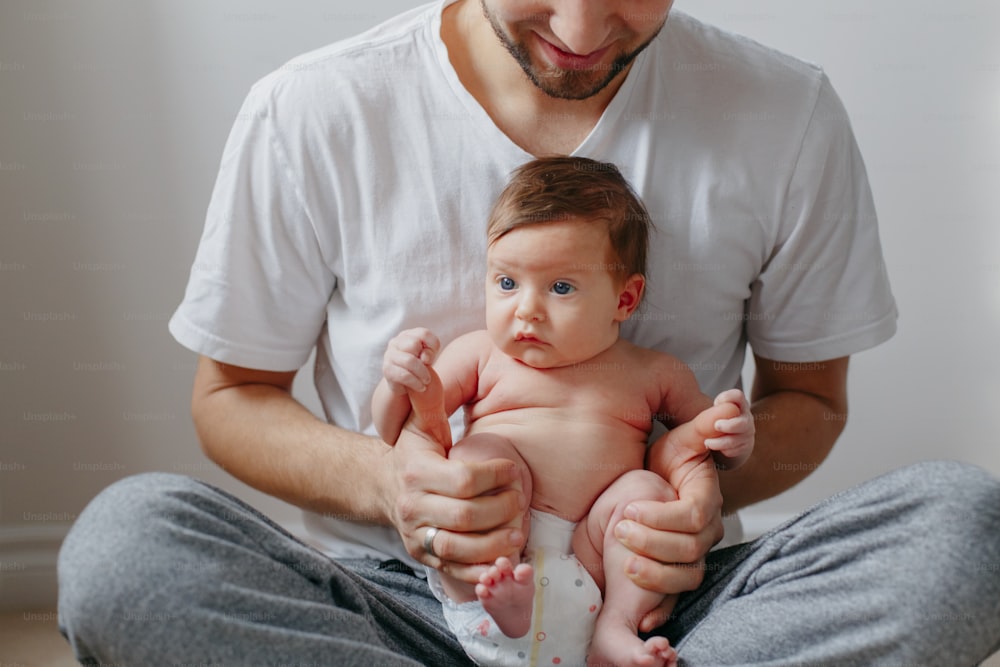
[58,460,1000,666]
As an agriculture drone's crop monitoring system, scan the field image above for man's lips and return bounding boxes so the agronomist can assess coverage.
[538,36,611,71]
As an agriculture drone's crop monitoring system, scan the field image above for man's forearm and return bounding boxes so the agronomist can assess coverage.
[718,389,845,515]
[192,360,395,525]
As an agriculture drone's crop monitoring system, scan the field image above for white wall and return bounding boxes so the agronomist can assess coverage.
[675,0,1000,532]
[2,0,998,610]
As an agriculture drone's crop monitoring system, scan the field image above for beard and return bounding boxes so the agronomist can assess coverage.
[480,1,664,100]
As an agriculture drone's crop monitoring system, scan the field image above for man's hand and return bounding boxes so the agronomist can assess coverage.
[612,468,724,631]
[622,399,739,630]
[388,427,527,584]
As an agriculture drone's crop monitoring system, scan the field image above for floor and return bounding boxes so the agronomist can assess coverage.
[0,610,77,666]
[3,608,998,666]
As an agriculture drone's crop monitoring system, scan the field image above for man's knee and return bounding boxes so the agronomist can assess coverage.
[915,460,1000,552]
[59,472,204,572]
[885,461,1000,658]
[890,460,1000,524]
[57,473,217,645]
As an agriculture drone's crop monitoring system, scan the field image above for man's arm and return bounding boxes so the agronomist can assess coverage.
[718,354,849,514]
[191,356,402,521]
[190,355,523,582]
[614,353,848,630]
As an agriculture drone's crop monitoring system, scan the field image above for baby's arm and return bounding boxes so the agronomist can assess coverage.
[647,355,755,477]
[372,329,487,448]
[372,328,442,446]
[704,389,754,470]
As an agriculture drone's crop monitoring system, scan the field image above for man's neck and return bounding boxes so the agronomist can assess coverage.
[441,0,631,156]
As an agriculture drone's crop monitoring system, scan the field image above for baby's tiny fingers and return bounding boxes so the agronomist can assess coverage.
[714,415,752,434]
[705,435,742,452]
[714,388,746,406]
[384,368,428,394]
[385,353,432,388]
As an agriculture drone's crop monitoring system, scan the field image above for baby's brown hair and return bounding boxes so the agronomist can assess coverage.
[487,157,651,282]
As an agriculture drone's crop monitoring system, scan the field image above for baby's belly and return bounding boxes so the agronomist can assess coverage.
[466,417,647,523]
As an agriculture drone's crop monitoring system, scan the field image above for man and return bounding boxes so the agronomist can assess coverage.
[59,1,1000,665]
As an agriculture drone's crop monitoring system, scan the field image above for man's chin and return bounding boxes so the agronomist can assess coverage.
[526,66,625,101]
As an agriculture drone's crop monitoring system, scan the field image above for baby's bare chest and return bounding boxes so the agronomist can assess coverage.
[483,360,652,415]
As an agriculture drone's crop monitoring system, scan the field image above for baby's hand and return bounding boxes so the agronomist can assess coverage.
[382,328,441,395]
[704,388,755,469]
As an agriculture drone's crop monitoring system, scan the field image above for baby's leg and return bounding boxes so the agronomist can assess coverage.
[441,433,534,638]
[573,470,678,667]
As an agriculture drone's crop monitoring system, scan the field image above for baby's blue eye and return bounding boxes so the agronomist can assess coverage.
[498,276,516,291]
[552,282,575,295]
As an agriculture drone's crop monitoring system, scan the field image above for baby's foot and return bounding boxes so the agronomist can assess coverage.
[475,557,534,638]
[588,615,677,667]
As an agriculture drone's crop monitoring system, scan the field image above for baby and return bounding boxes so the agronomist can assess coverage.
[373,157,754,667]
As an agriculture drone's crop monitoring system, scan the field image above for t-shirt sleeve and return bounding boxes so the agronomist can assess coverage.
[168,81,336,371]
[746,73,897,362]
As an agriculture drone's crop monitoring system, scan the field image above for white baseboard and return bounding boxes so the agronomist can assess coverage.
[0,518,310,614]
[0,524,72,612]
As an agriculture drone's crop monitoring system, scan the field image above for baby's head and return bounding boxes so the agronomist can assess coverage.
[484,157,652,368]
[487,156,651,287]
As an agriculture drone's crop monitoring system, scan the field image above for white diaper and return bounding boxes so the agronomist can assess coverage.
[426,509,603,667]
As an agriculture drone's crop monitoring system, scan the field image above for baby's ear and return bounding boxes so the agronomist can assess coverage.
[616,273,645,321]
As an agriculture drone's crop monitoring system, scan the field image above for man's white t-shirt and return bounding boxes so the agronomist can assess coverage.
[169,1,897,567]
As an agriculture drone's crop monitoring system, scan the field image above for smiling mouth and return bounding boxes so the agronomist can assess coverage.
[538,36,611,71]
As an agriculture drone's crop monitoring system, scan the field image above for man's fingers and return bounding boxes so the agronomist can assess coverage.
[625,486,722,534]
[416,487,525,534]
[392,436,526,578]
[623,553,707,596]
[428,528,526,584]
[615,512,718,564]
[430,457,523,499]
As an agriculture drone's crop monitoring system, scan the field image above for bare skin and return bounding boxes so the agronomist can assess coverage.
[387,330,748,667]
[189,0,851,653]
[374,222,754,666]
[438,1,850,627]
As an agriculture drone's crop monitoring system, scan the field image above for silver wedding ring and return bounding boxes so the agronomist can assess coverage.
[423,526,440,558]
